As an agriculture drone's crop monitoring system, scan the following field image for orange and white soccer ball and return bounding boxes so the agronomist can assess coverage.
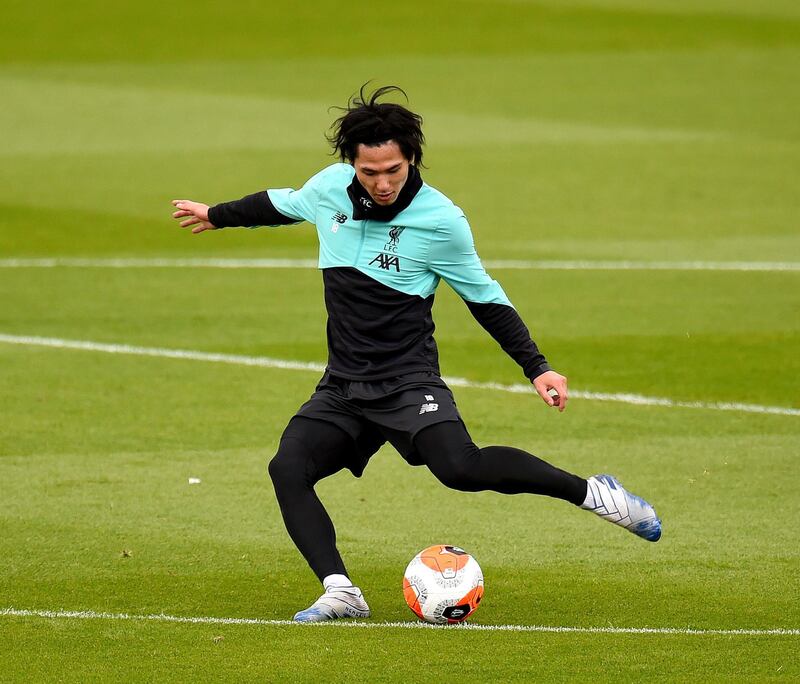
[402,545,484,624]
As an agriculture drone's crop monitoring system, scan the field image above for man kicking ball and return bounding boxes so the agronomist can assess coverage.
[171,85,661,623]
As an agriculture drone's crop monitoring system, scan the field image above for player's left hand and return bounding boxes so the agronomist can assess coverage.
[532,370,568,412]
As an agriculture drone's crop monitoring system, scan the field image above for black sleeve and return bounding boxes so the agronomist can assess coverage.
[465,301,551,381]
[207,191,300,228]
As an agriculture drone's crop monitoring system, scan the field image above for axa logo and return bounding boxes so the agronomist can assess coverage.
[330,212,347,233]
[369,253,400,272]
[384,226,405,253]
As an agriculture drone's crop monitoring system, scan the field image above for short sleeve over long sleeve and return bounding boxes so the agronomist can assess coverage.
[267,166,333,224]
[427,211,512,306]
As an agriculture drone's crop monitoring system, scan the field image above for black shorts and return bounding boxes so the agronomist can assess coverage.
[293,371,462,477]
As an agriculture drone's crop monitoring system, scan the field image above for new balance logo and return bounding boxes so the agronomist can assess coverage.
[369,253,400,272]
[330,212,347,233]
[419,403,439,415]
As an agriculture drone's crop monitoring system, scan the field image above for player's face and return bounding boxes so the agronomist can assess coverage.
[353,141,411,206]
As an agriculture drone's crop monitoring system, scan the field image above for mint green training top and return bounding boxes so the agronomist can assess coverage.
[268,163,512,305]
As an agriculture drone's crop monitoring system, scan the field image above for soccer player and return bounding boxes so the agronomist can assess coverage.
[171,85,661,623]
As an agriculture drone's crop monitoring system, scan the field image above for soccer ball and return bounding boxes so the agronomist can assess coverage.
[402,544,484,624]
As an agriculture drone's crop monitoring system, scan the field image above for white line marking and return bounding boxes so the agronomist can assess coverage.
[487,260,800,272]
[444,378,800,417]
[2,608,798,636]
[1,258,798,272]
[0,333,325,372]
[0,257,319,269]
[1,333,798,417]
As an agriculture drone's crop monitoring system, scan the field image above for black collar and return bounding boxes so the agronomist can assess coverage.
[347,165,423,222]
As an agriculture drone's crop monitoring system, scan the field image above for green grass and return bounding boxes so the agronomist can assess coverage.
[6,620,793,682]
[1,0,799,680]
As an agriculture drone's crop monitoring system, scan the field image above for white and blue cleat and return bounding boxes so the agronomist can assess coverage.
[582,474,662,542]
[293,586,371,623]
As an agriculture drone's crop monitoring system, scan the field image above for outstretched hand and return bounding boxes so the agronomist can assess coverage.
[532,370,568,412]
[172,199,216,234]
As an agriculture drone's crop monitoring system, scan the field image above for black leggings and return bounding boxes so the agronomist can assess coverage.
[268,417,587,581]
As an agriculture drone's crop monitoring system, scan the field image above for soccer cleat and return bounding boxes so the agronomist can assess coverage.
[582,474,662,542]
[292,586,370,623]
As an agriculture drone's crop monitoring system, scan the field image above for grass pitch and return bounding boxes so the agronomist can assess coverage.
[1,0,799,681]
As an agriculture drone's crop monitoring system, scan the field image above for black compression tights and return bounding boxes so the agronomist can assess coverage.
[268,418,587,582]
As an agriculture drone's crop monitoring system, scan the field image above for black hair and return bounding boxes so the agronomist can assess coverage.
[327,84,425,167]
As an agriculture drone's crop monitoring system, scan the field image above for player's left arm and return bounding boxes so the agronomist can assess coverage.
[428,212,567,411]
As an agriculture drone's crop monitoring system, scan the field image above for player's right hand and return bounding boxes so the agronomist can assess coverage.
[171,199,216,233]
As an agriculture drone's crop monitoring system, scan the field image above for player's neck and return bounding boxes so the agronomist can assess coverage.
[348,165,422,222]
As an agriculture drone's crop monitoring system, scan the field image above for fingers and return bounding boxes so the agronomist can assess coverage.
[172,200,195,221]
[171,200,213,234]
[549,377,568,412]
[533,371,569,412]
[535,384,555,406]
[172,200,199,215]
[172,200,196,214]
[171,199,209,224]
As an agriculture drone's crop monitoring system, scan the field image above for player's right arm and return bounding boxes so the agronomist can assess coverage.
[171,165,338,233]
[171,191,302,233]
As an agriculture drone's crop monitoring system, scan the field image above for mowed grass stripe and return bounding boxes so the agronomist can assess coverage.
[2,258,799,272]
[3,608,798,636]
[0,74,712,159]
[2,333,798,416]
